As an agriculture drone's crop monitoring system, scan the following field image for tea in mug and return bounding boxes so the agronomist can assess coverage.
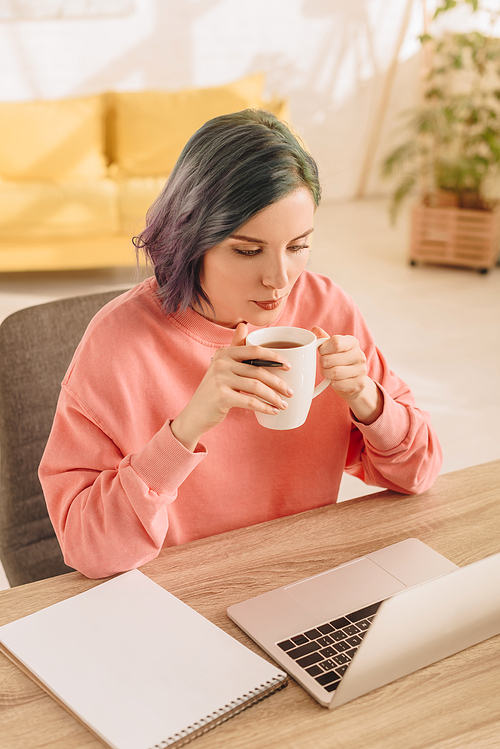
[260,341,303,349]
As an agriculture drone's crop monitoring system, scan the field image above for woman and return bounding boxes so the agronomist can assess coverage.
[39,109,442,579]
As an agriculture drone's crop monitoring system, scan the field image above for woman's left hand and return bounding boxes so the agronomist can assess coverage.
[311,326,383,425]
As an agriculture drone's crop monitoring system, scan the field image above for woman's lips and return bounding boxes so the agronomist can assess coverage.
[253,298,284,311]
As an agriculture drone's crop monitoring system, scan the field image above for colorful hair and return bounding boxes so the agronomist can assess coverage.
[133,109,321,315]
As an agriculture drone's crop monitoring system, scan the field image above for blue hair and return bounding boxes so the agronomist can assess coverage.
[133,109,321,315]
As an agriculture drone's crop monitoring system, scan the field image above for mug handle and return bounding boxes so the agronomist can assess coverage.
[313,337,330,398]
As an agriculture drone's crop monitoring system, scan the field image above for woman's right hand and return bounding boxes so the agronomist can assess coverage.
[170,322,292,451]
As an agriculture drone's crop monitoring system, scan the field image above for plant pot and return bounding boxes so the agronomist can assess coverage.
[409,203,500,273]
[424,190,459,208]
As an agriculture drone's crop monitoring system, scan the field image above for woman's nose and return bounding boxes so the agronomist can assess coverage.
[262,257,288,290]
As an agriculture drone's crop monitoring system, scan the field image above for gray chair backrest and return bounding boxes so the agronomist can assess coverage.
[0,289,127,587]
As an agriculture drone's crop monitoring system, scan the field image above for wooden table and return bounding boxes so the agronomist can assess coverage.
[1,460,499,749]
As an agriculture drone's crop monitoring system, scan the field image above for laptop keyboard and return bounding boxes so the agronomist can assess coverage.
[276,600,382,692]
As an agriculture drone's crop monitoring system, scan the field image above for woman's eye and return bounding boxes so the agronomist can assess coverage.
[233,248,261,257]
[232,244,309,257]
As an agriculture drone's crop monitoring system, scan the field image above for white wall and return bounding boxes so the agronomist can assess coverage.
[0,1,497,201]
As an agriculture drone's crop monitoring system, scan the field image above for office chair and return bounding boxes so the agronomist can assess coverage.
[0,288,127,587]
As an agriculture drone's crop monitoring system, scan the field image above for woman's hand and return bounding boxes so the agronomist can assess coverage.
[171,323,293,451]
[311,326,383,425]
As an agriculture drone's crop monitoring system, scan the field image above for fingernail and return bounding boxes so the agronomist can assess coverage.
[281,399,288,409]
[286,387,294,396]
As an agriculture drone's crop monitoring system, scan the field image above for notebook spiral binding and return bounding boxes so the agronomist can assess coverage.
[151,674,288,749]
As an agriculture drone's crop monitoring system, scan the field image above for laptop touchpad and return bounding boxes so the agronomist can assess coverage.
[285,558,406,622]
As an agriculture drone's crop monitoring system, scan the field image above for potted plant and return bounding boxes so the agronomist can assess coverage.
[381,0,500,272]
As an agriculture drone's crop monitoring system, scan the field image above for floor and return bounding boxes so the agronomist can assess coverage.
[1,197,499,589]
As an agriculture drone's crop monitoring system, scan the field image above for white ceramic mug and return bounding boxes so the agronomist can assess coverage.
[246,326,329,430]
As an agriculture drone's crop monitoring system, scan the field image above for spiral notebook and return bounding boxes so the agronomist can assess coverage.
[0,569,287,749]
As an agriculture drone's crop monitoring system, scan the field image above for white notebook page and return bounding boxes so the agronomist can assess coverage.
[0,570,286,749]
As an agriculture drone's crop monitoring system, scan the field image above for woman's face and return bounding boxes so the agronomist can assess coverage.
[199,187,316,328]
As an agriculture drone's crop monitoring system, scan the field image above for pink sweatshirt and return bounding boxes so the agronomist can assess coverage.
[39,271,442,578]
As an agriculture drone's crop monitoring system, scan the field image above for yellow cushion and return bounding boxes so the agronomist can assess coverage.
[0,235,138,272]
[116,176,168,235]
[0,95,107,181]
[0,179,119,239]
[111,74,266,177]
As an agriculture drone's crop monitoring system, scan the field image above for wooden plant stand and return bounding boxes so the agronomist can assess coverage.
[409,203,500,273]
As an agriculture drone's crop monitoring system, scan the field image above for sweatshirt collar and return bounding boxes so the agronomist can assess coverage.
[170,303,288,346]
[159,284,288,346]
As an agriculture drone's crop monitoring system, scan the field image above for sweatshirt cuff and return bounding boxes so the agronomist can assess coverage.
[351,384,410,452]
[130,420,206,495]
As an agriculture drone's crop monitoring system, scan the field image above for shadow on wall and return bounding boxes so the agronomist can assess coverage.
[64,0,225,93]
[15,0,421,202]
[250,0,421,199]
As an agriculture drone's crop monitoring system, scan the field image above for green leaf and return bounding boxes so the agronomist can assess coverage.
[389,174,417,223]
[380,142,418,178]
[465,108,480,125]
[434,0,457,19]
[428,66,448,78]
[425,87,445,100]
[482,130,500,161]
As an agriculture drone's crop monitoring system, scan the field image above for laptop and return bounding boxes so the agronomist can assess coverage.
[227,538,500,708]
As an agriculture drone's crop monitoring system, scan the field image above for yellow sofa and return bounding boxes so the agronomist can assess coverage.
[0,74,288,272]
